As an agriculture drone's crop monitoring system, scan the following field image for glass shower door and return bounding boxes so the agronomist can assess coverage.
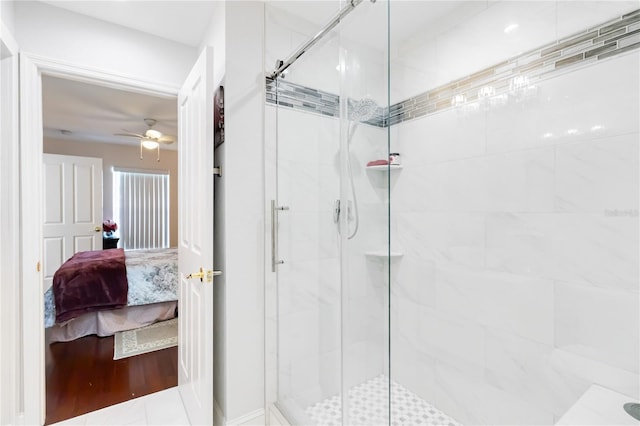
[265,1,392,424]
[268,7,344,421]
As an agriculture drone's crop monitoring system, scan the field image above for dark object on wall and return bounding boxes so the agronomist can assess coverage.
[214,85,224,148]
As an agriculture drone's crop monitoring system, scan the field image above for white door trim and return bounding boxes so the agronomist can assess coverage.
[1,20,21,426]
[19,52,179,425]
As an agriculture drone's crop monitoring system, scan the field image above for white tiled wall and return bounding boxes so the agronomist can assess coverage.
[390,0,639,103]
[390,48,640,426]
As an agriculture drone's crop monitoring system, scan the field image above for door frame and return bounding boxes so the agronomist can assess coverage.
[20,52,179,425]
[1,20,20,426]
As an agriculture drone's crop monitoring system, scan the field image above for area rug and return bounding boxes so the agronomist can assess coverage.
[113,318,178,360]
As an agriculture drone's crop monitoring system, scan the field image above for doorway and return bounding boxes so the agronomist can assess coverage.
[20,54,182,426]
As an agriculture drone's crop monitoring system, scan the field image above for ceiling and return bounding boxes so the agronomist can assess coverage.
[43,75,177,150]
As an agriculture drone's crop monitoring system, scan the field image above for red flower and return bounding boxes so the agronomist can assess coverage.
[103,220,118,233]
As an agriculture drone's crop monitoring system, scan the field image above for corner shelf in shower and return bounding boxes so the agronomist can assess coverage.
[365,164,403,171]
[365,250,404,259]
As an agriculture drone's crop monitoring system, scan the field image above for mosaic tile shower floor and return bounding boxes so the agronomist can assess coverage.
[304,375,462,426]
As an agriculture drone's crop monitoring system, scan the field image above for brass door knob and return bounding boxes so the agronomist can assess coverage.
[185,267,222,283]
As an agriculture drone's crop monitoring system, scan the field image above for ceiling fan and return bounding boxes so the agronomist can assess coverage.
[115,118,176,162]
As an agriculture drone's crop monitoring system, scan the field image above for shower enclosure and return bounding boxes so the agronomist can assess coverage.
[265,1,640,425]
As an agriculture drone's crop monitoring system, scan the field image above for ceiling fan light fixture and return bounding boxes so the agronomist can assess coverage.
[145,129,162,139]
[141,139,160,150]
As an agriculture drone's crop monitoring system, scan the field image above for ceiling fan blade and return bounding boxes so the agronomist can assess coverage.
[158,135,176,144]
[114,132,145,139]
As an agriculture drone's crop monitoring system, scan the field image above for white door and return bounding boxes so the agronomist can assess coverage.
[43,154,103,291]
[177,46,216,425]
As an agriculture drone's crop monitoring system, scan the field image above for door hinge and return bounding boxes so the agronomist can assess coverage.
[213,166,222,177]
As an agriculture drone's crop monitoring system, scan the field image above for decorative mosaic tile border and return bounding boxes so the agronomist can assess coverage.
[265,78,385,127]
[266,9,640,127]
[386,8,640,126]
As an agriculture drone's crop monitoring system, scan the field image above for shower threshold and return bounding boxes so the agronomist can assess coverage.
[304,375,462,426]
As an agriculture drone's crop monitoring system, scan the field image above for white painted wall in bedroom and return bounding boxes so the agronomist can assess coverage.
[13,1,197,89]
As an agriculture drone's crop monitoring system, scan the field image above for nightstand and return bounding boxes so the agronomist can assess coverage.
[103,237,119,250]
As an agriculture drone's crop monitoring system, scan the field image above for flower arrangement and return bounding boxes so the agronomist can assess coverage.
[103,219,118,236]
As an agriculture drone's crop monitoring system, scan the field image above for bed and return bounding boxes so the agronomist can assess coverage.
[44,247,178,343]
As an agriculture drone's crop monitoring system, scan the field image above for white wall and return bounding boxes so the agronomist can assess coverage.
[200,2,228,422]
[0,0,15,35]
[223,3,265,421]
[43,138,179,247]
[199,2,266,423]
[14,1,197,89]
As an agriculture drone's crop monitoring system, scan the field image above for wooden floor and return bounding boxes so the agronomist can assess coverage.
[45,330,178,425]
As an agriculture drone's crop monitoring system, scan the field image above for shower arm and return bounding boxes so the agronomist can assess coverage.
[268,0,366,80]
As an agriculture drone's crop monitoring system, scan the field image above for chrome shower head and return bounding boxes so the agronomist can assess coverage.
[347,97,378,122]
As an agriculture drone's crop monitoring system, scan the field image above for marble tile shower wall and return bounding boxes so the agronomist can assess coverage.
[389,50,639,425]
[388,8,640,126]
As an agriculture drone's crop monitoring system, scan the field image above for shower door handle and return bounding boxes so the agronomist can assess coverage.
[271,200,289,272]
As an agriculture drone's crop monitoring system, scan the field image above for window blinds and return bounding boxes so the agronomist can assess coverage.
[113,169,170,250]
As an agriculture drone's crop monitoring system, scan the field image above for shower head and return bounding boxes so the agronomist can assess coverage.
[347,97,378,122]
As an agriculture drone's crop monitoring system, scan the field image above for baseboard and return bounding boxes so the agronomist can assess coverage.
[214,398,225,426]
[268,404,290,426]
[227,408,265,426]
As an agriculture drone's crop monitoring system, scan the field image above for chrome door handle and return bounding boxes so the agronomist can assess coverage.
[271,200,289,272]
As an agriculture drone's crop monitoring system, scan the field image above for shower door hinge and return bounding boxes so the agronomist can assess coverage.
[213,166,222,177]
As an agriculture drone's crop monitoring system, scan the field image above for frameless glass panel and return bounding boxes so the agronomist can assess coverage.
[265,2,344,424]
[389,1,640,425]
[338,1,391,425]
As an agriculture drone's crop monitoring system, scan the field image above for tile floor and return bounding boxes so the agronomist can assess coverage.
[50,387,189,425]
[305,375,462,426]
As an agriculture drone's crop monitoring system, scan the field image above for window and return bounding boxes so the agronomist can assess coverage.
[113,168,170,250]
